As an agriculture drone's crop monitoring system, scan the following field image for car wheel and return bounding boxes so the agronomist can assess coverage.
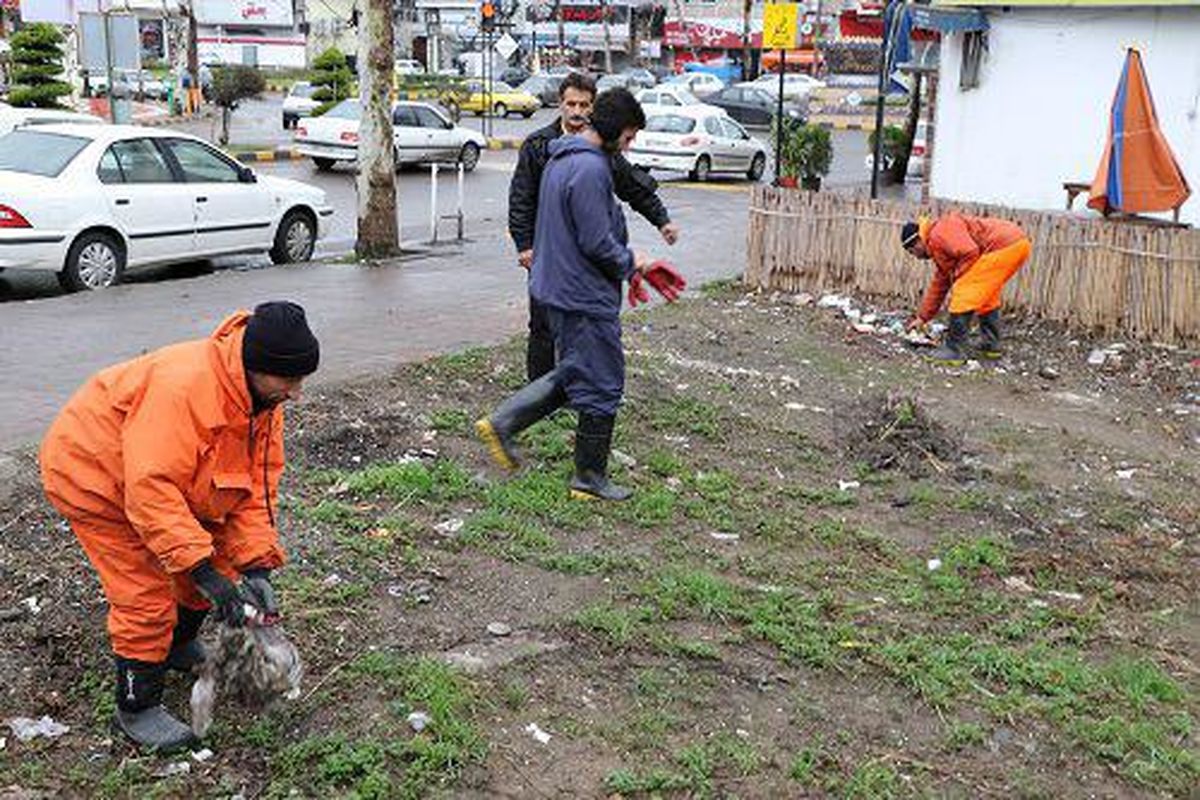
[313,157,335,172]
[747,152,766,181]
[270,209,316,265]
[60,230,124,292]
[521,110,534,118]
[493,102,507,117]
[690,155,712,183]
[282,115,293,130]
[459,142,481,172]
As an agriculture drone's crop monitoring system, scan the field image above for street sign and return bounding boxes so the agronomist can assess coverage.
[79,12,140,72]
[494,33,519,60]
[763,3,799,50]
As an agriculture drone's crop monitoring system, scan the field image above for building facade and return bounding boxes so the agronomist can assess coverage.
[931,1,1200,226]
[193,0,306,68]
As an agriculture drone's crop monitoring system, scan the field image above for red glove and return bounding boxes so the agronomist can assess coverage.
[645,261,687,303]
[627,272,651,308]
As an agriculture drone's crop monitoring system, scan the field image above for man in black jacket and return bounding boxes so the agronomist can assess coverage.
[508,72,679,381]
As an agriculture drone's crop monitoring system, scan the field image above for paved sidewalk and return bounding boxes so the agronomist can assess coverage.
[0,188,744,451]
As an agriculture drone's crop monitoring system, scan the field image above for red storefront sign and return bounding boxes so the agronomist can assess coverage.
[663,20,754,50]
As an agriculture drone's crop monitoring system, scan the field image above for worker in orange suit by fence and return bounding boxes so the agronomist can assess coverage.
[901,213,1032,365]
[39,302,319,752]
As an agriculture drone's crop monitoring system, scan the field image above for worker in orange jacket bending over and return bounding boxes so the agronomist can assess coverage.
[901,214,1032,365]
[39,302,319,752]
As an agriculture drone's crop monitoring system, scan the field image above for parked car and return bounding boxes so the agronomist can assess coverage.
[395,59,425,76]
[596,74,632,92]
[500,66,531,87]
[739,72,825,102]
[89,70,167,101]
[0,124,331,291]
[457,81,539,117]
[628,106,767,183]
[622,67,657,89]
[707,86,805,128]
[520,74,565,107]
[666,72,725,98]
[636,85,707,110]
[282,81,321,130]
[0,102,104,137]
[295,98,486,172]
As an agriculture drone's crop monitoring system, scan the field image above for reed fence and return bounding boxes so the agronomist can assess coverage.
[745,187,1200,346]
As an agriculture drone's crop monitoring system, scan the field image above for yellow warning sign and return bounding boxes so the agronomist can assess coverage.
[763,4,799,50]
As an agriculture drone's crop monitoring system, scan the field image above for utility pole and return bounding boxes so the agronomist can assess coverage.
[187,2,199,114]
[555,0,564,54]
[356,0,399,258]
[599,0,612,73]
[742,0,752,81]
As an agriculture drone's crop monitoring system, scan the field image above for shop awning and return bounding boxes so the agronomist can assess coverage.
[909,6,988,33]
[760,49,822,70]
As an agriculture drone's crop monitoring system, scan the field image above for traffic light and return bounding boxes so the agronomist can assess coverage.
[481,1,496,32]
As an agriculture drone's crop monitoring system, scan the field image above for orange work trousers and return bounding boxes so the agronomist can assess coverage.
[948,238,1032,315]
[46,494,234,662]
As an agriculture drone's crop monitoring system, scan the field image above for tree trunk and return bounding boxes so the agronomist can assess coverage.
[889,70,922,185]
[220,107,230,145]
[600,0,613,73]
[356,0,398,260]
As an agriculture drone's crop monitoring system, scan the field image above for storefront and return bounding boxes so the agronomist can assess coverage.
[193,0,305,69]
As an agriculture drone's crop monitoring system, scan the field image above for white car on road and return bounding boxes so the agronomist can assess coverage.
[295,98,486,173]
[0,124,332,291]
[0,101,104,137]
[666,72,725,99]
[738,73,825,102]
[628,105,767,183]
[635,85,707,110]
[282,81,322,129]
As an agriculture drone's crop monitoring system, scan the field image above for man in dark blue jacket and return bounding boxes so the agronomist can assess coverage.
[477,88,651,501]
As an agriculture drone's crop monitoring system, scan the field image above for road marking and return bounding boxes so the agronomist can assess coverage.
[662,182,751,194]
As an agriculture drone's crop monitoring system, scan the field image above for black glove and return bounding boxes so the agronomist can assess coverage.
[241,568,278,617]
[191,560,246,627]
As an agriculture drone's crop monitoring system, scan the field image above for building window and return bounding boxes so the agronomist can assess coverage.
[960,31,986,90]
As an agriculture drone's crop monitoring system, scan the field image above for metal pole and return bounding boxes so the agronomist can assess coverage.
[870,0,894,200]
[456,162,464,240]
[103,11,116,123]
[773,49,784,185]
[430,162,439,243]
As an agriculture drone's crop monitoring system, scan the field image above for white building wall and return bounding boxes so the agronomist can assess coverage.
[931,8,1200,226]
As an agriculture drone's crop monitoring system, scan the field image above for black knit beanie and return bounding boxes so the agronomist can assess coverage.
[900,221,921,249]
[242,301,320,377]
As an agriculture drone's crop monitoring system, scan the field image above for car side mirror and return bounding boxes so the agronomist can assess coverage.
[238,166,257,183]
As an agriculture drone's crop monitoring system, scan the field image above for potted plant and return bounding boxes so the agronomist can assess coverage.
[793,123,833,190]
[772,119,833,190]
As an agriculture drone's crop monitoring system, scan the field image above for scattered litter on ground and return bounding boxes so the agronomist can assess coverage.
[6,716,69,741]
[927,559,943,572]
[1003,576,1035,594]
[322,573,343,587]
[19,597,40,616]
[525,722,552,745]
[407,711,432,732]
[486,622,512,637]
[710,532,740,542]
[611,449,637,468]
[837,480,861,492]
[153,762,191,778]
[1046,590,1085,602]
[1038,366,1061,380]
[191,748,214,763]
[434,518,464,537]
[1115,469,1136,480]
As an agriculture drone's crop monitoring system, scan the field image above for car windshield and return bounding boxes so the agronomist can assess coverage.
[520,77,543,90]
[0,130,90,176]
[291,83,316,98]
[645,115,695,134]
[323,99,360,119]
[675,89,702,104]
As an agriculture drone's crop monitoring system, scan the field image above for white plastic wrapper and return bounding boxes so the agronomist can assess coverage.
[190,607,302,737]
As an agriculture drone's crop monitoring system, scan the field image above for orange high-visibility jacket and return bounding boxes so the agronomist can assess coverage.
[40,312,286,575]
[916,214,1026,322]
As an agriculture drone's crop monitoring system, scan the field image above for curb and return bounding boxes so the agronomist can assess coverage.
[486,136,524,151]
[235,148,304,163]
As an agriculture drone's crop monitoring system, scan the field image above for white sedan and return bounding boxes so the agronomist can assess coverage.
[665,72,725,99]
[296,99,487,173]
[0,124,332,292]
[738,73,825,102]
[635,85,708,111]
[628,106,767,183]
[0,101,104,137]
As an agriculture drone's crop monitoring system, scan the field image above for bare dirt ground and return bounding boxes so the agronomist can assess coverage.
[1,280,1197,799]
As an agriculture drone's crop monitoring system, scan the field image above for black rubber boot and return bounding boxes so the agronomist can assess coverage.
[112,657,197,752]
[569,413,633,501]
[476,372,567,471]
[166,606,208,673]
[928,312,972,366]
[977,310,1003,359]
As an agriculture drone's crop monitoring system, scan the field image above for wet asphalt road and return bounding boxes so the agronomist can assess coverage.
[0,100,877,450]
